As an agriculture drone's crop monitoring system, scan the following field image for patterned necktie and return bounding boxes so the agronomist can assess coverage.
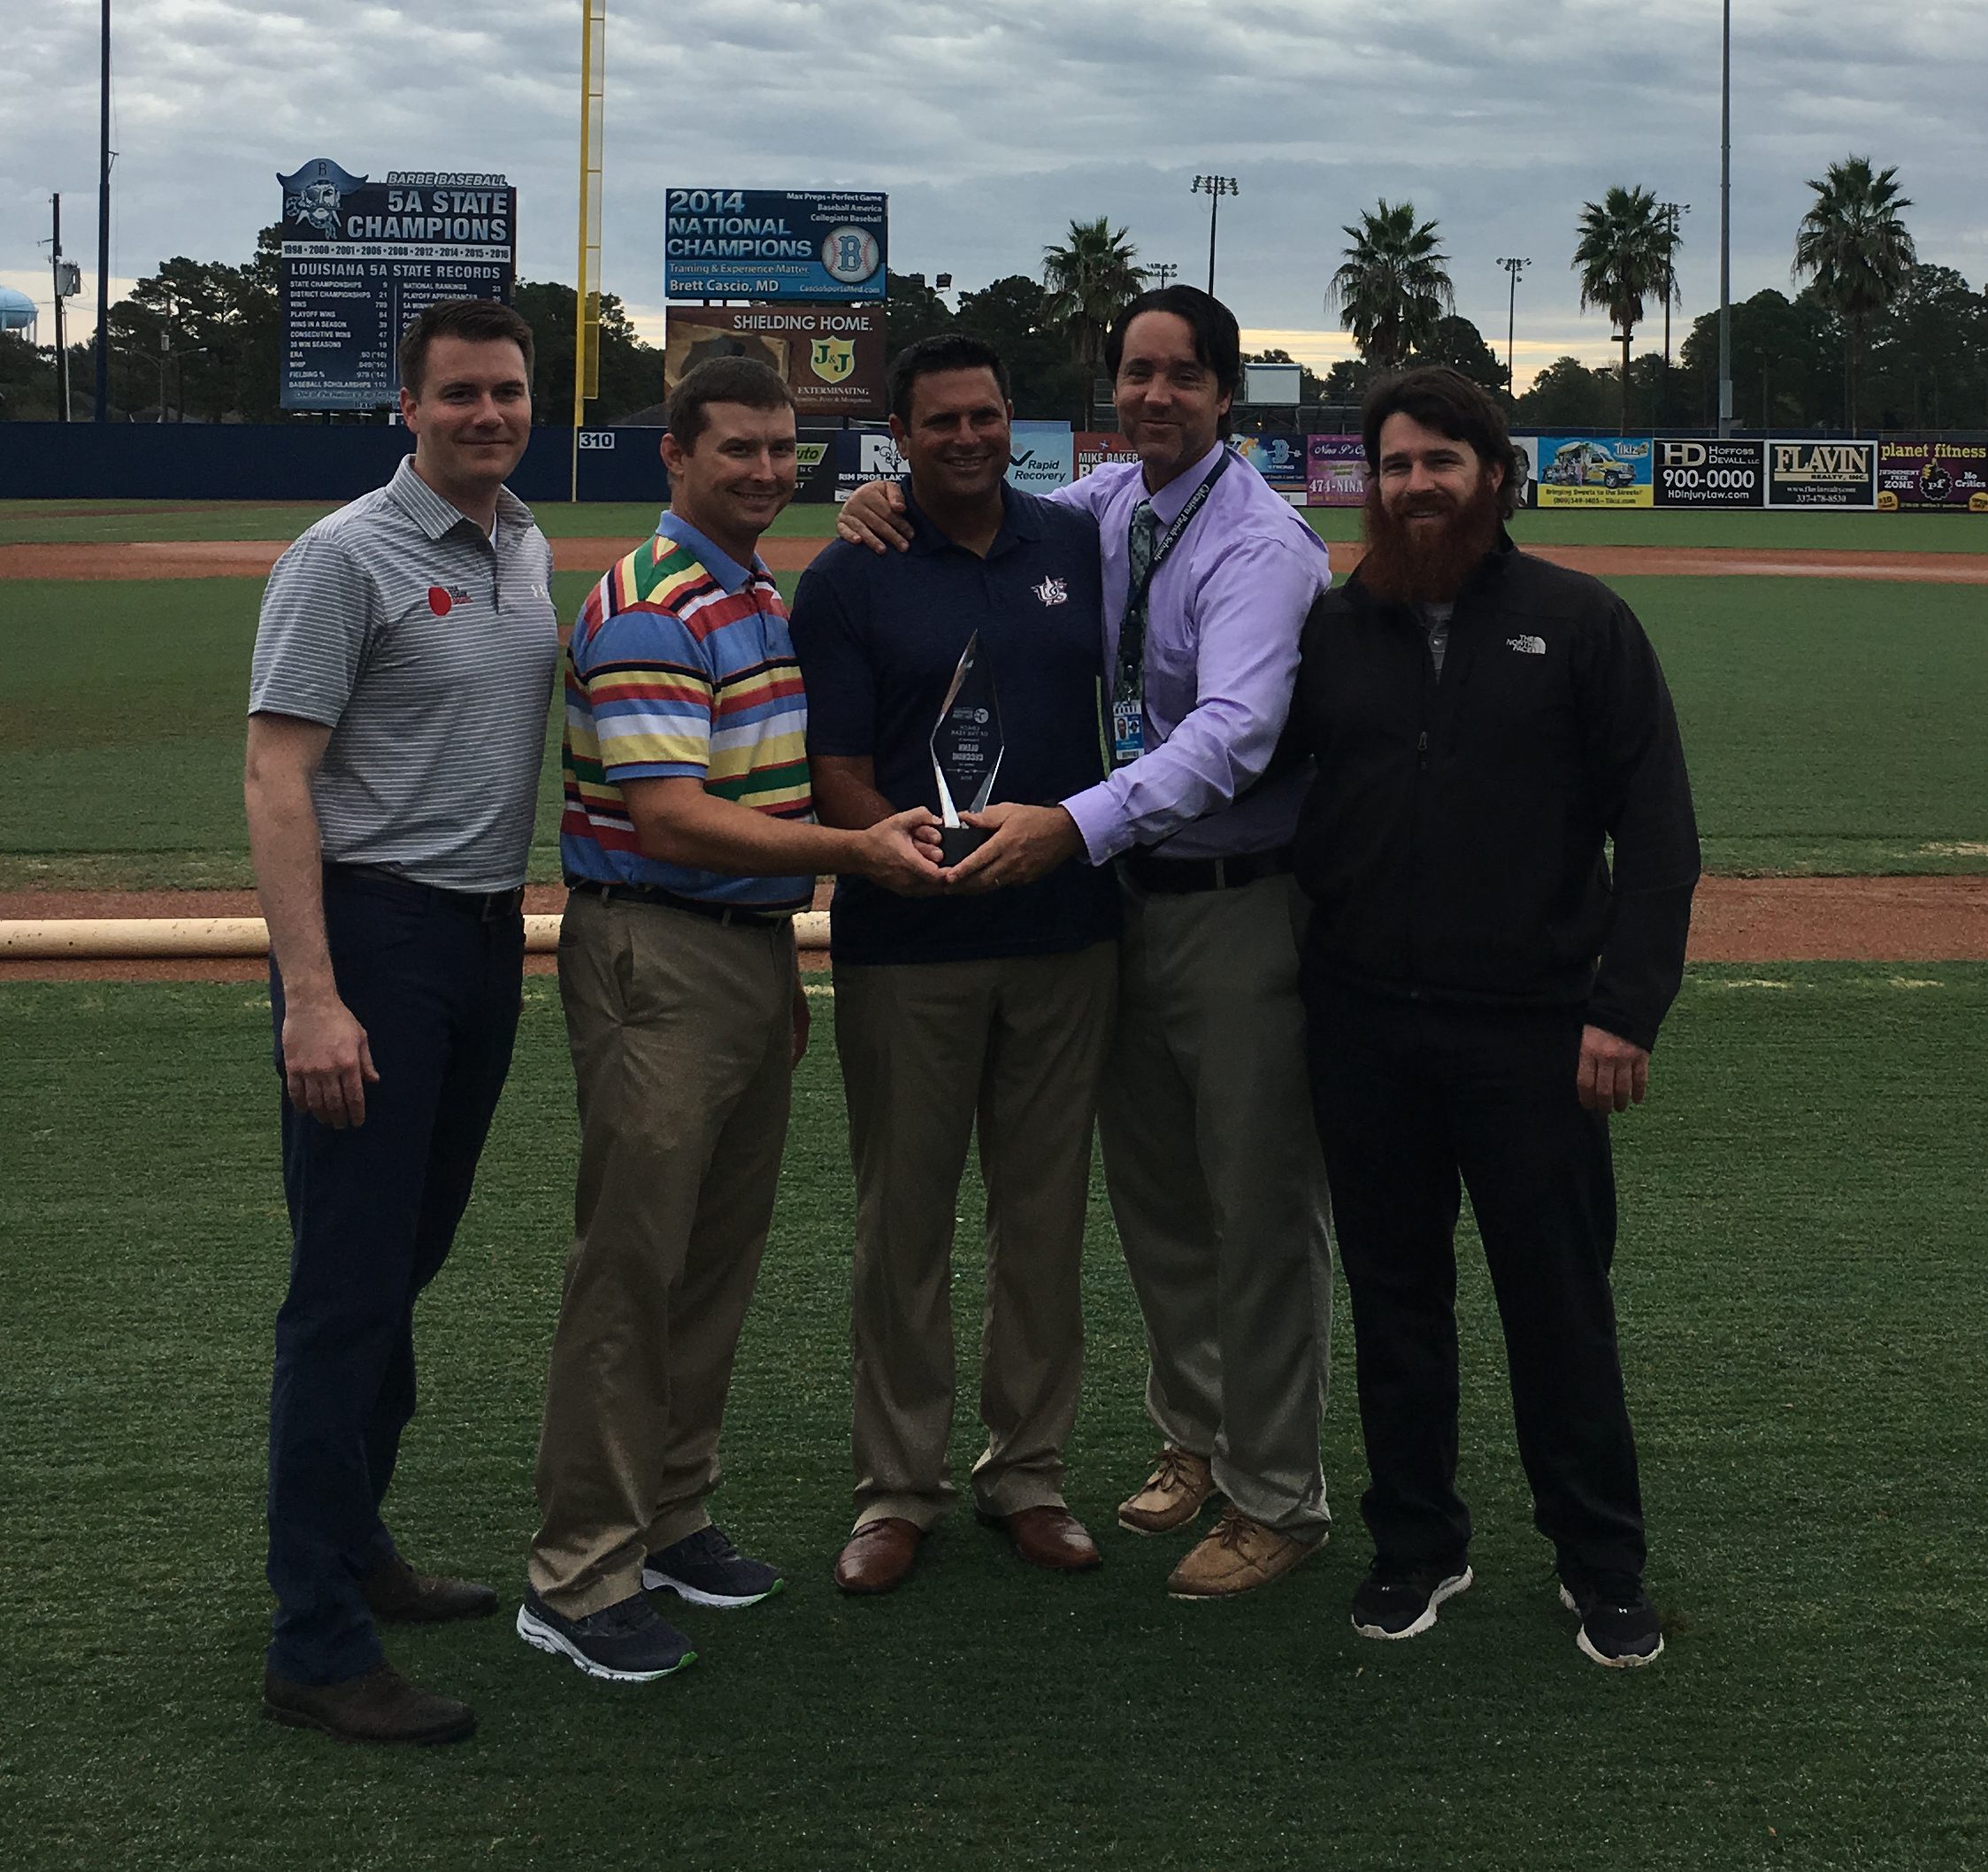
[1116,497,1159,706]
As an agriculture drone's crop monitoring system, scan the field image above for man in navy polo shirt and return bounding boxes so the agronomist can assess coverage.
[791,334,1119,1595]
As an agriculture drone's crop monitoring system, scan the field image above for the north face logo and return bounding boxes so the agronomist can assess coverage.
[1507,634,1547,656]
[1032,576,1068,606]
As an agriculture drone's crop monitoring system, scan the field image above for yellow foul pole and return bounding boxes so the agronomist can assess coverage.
[570,0,605,502]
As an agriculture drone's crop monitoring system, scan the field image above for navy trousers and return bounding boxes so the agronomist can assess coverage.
[265,870,523,1684]
[1302,974,1647,1583]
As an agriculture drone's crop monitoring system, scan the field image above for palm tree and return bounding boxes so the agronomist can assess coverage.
[1324,201,1454,372]
[1792,155,1916,433]
[1042,217,1145,403]
[1572,184,1671,434]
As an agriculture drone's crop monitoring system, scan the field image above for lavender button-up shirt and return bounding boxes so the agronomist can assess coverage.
[1048,441,1333,863]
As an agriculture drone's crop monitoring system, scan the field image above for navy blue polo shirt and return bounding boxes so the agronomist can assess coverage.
[790,480,1119,967]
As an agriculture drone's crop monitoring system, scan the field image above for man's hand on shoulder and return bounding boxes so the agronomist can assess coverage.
[836,480,913,555]
[281,991,380,1128]
[946,803,1084,894]
[856,805,947,895]
[1577,1024,1649,1115]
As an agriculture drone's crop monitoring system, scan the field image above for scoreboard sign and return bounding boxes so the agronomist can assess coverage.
[278,157,516,411]
[1765,439,1877,510]
[664,188,887,303]
[1652,438,1763,508]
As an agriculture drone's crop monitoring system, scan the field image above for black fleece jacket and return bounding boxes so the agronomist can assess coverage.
[1293,535,1700,1052]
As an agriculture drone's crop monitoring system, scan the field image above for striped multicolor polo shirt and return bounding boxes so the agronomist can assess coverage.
[560,510,814,910]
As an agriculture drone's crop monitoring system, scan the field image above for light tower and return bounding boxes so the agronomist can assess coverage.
[1190,176,1237,295]
[1497,257,1530,404]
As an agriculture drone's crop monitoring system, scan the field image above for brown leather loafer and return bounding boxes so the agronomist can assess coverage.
[980,1505,1103,1573]
[361,1554,499,1623]
[834,1517,924,1594]
[262,1661,475,1745]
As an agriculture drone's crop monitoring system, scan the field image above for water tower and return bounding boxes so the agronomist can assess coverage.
[0,285,37,341]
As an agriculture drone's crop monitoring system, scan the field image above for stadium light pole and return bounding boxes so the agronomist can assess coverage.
[1659,202,1689,424]
[1497,257,1529,406]
[94,0,111,421]
[1717,0,1733,436]
[1190,176,1237,295]
[1149,261,1179,289]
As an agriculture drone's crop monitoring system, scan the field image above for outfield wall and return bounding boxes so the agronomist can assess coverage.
[4,423,1983,513]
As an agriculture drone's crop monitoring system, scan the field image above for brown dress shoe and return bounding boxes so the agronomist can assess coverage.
[834,1518,924,1594]
[262,1661,475,1745]
[361,1554,499,1623]
[983,1505,1102,1573]
[1118,1447,1214,1535]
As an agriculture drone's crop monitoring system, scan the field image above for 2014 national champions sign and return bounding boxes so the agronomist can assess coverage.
[278,157,517,410]
[664,188,887,303]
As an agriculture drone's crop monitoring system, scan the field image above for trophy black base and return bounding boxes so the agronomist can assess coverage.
[939,825,991,867]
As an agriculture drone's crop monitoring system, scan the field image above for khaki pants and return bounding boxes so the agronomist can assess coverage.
[1098,873,1332,1540]
[527,891,795,1617]
[834,942,1117,1531]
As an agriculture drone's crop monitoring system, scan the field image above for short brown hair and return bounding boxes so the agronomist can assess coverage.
[1362,366,1524,519]
[666,357,795,449]
[397,299,535,401]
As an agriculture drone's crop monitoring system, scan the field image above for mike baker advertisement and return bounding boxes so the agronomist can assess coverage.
[1652,438,1764,509]
[1764,440,1877,510]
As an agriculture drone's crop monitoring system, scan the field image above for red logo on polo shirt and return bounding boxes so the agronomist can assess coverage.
[426,584,472,616]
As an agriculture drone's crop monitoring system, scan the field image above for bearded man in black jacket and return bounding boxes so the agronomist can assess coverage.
[1293,366,1700,1669]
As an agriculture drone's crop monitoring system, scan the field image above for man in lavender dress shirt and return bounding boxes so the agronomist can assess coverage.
[841,286,1335,1599]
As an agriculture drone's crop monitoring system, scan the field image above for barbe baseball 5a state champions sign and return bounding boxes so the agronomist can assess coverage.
[664,189,887,303]
[278,157,517,411]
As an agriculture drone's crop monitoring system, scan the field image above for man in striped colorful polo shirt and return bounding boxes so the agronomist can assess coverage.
[518,358,943,1684]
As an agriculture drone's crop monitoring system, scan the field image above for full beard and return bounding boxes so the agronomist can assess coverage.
[1356,477,1502,606]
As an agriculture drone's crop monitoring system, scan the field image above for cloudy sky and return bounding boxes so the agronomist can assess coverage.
[4,0,1982,388]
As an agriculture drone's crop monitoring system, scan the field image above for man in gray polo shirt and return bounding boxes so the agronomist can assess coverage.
[245,299,558,1745]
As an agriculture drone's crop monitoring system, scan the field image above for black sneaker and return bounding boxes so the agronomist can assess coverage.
[1559,1570,1664,1669]
[1349,1556,1474,1639]
[641,1524,784,1608]
[515,1585,696,1682]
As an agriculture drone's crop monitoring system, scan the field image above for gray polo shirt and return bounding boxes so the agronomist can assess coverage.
[248,456,560,892]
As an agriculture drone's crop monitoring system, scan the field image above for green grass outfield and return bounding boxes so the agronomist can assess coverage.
[1,964,1983,1870]
[4,567,1984,889]
[4,494,1987,550]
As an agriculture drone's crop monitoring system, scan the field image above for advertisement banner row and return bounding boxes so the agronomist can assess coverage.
[802,429,1984,511]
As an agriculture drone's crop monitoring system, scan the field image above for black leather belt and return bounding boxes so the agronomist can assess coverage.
[564,875,792,930]
[322,863,525,922]
[1121,845,1294,894]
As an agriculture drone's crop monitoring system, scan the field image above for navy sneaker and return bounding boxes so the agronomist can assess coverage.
[1559,1570,1664,1669]
[516,1585,696,1682]
[1349,1556,1474,1639]
[642,1524,785,1608]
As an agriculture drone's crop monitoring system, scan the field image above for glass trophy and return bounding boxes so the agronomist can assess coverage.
[929,631,1004,866]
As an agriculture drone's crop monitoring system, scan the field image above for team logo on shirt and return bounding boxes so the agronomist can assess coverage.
[427,584,472,616]
[1032,575,1069,607]
[1507,634,1547,656]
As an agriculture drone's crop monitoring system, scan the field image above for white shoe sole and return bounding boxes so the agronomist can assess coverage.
[1351,1565,1474,1640]
[515,1606,695,1682]
[641,1565,782,1608]
[1559,1584,1665,1668]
